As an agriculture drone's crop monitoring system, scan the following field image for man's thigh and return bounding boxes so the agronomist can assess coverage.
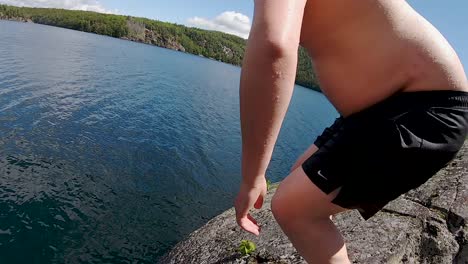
[273,164,348,220]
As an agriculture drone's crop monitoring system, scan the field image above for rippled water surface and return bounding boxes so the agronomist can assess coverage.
[0,21,337,263]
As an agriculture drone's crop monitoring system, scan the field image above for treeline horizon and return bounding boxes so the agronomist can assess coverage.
[0,4,319,90]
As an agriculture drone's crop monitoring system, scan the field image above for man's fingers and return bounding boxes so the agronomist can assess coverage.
[247,214,258,225]
[238,216,260,236]
[235,202,261,235]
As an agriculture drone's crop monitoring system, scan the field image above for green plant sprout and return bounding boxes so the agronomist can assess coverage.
[238,240,256,256]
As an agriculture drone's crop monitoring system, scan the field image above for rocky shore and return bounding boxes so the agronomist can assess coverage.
[160,141,468,263]
[0,16,32,23]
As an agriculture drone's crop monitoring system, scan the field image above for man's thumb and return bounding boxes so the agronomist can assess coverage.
[253,195,264,209]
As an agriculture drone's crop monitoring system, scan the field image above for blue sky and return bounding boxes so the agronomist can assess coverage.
[100,0,253,25]
[1,0,467,67]
[407,0,468,70]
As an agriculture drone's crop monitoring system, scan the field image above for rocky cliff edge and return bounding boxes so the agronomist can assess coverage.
[161,142,468,264]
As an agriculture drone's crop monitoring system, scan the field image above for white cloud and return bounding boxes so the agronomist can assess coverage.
[187,11,251,39]
[0,0,117,14]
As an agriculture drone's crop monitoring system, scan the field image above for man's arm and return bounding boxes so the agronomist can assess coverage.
[235,0,307,235]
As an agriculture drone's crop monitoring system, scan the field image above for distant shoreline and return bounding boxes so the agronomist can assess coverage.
[0,18,245,70]
[0,5,321,91]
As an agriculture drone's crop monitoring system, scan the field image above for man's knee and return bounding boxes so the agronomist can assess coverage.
[271,169,344,225]
[270,180,308,225]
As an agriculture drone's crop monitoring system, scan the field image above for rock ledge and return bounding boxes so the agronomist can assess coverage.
[161,143,468,264]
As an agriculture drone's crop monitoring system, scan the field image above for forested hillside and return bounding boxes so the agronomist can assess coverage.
[0,5,319,90]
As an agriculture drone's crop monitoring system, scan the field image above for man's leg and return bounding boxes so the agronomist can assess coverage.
[271,166,350,264]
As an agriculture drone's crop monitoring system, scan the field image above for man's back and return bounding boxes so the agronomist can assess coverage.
[300,0,468,116]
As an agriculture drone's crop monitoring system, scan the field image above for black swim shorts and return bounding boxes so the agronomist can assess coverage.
[302,90,468,220]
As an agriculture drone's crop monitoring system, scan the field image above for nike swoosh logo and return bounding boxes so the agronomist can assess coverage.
[317,170,328,180]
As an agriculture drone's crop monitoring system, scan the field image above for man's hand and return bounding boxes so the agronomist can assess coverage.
[234,178,267,236]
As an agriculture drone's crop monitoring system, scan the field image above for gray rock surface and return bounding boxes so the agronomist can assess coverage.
[160,142,468,264]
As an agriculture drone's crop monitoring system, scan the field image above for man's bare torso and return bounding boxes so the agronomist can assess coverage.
[300,0,468,116]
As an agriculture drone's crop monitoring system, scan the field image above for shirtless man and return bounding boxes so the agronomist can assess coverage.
[234,1,468,263]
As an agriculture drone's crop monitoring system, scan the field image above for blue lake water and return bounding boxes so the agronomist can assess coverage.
[0,20,338,263]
